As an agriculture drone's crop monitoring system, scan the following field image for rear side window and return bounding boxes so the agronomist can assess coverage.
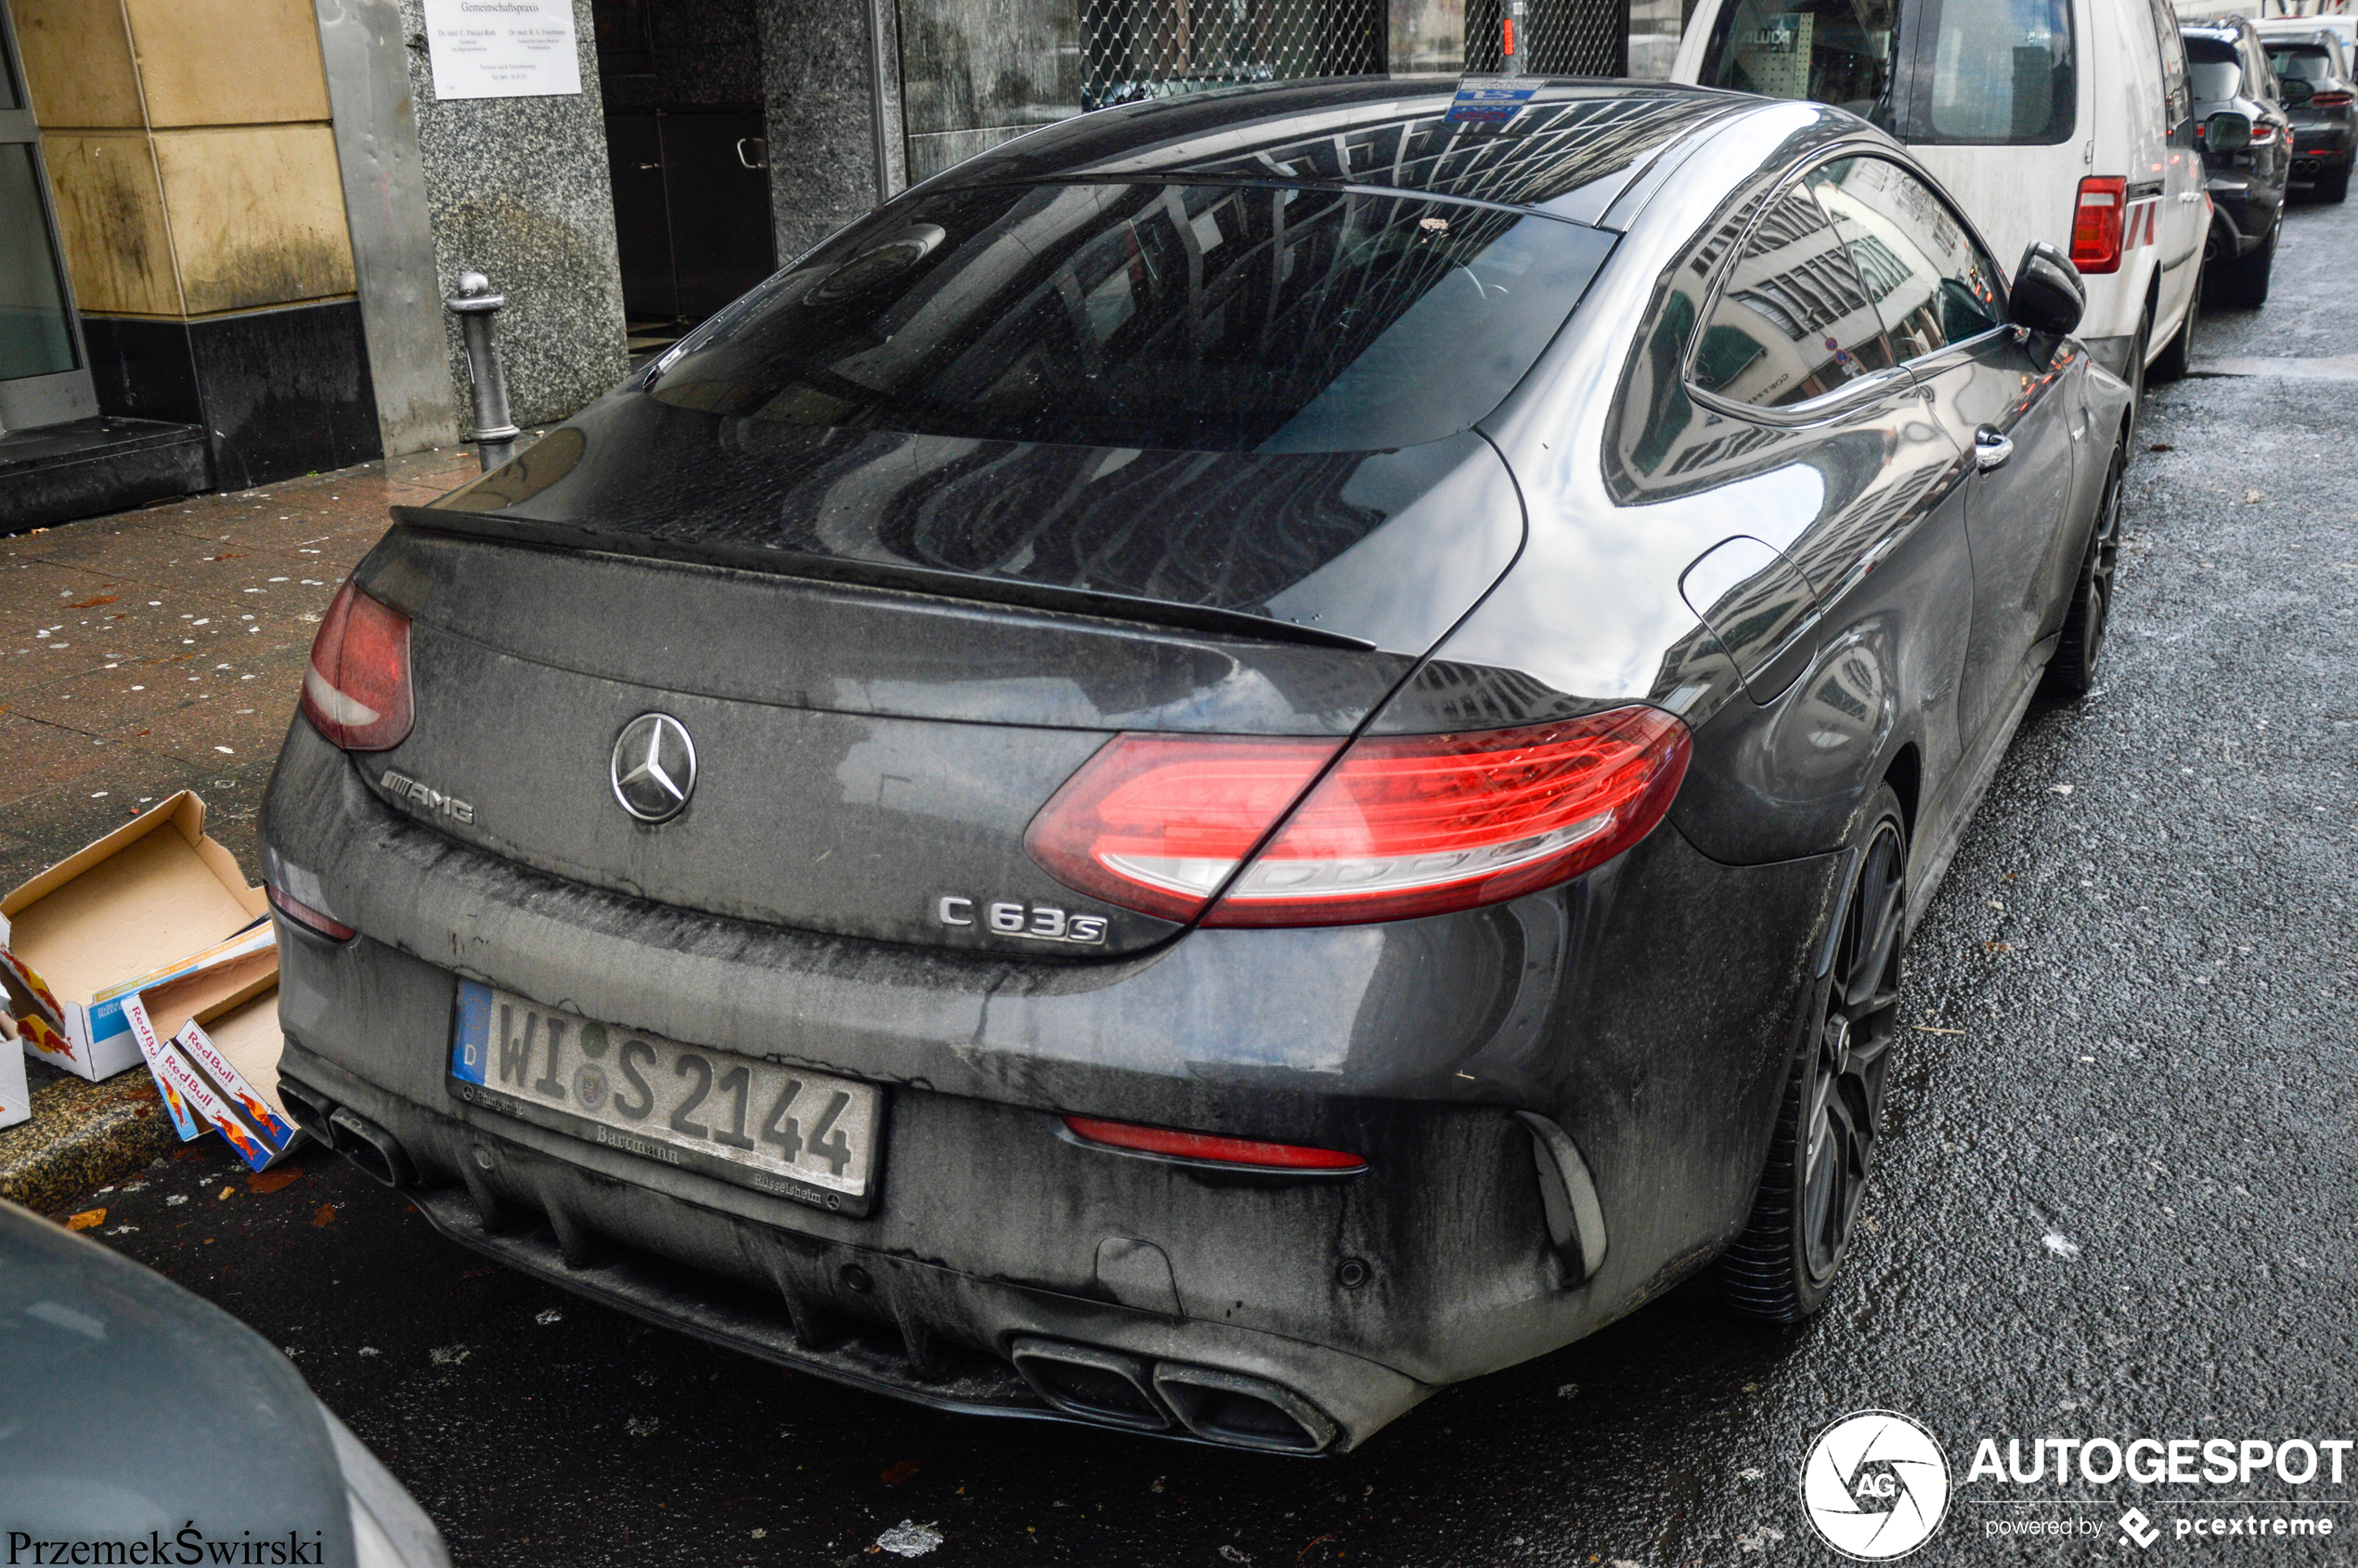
[641,181,1614,455]
[1806,157,2007,360]
[1696,0,2076,144]
[2148,0,2193,126]
[1918,0,2077,142]
[1691,186,1898,408]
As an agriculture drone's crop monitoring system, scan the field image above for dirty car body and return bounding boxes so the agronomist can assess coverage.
[259,81,2129,1453]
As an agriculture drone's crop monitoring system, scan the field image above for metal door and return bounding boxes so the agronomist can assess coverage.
[0,0,97,434]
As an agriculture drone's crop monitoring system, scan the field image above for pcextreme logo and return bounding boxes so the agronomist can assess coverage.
[1801,1410,1954,1560]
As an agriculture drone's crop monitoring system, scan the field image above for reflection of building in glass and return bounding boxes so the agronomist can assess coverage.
[1696,190,1890,408]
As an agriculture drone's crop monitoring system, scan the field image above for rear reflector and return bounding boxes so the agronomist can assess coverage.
[300,578,413,752]
[1061,1115,1366,1172]
[2069,177,2127,274]
[1027,707,1690,927]
[267,882,356,941]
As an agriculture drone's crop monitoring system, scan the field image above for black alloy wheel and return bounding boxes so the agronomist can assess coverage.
[1721,785,1908,1323]
[2045,440,2125,696]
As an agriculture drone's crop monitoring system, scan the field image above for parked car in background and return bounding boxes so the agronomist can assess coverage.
[2185,16,2295,303]
[2254,11,2358,68]
[260,81,2133,1456]
[2261,27,2356,200]
[0,1201,451,1568]
[1675,0,2209,397]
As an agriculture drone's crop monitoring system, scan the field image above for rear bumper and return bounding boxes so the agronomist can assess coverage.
[262,720,1838,1448]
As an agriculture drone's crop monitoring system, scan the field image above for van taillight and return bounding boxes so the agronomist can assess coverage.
[1026,707,1691,927]
[300,579,413,752]
[2070,177,2127,274]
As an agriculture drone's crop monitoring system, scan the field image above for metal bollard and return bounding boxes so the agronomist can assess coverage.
[444,271,521,472]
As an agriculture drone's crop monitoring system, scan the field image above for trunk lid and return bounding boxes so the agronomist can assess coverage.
[354,431,1521,955]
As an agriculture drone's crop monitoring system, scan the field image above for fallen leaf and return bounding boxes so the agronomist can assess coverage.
[65,595,119,609]
[251,1167,304,1194]
[881,1460,921,1485]
[1982,941,2013,954]
[309,1203,337,1226]
[2146,442,2173,452]
[67,1209,106,1230]
[216,1185,235,1200]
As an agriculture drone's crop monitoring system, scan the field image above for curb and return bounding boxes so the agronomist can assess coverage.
[0,1065,177,1215]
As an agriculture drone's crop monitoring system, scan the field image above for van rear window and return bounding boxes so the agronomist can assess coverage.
[1697,0,2077,145]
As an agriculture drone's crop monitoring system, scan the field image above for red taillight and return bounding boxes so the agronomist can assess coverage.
[300,578,412,751]
[2252,122,2279,143]
[1026,707,1691,927]
[267,882,356,941]
[1062,1115,1366,1172]
[2313,90,2353,107]
[2070,177,2127,274]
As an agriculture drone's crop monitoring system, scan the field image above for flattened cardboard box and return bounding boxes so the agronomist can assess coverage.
[1,792,274,1082]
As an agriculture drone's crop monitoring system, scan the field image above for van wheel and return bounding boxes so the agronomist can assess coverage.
[1719,786,1908,1324]
[2150,261,2200,382]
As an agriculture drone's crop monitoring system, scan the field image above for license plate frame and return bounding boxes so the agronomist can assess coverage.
[447,981,885,1216]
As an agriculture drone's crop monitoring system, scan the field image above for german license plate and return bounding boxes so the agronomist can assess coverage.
[447,981,884,1214]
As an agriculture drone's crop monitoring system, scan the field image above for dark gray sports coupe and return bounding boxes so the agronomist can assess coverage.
[262,77,2128,1453]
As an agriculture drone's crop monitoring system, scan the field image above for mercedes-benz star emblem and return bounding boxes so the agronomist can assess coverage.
[611,713,696,823]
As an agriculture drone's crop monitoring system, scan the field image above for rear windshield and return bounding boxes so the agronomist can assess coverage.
[642,181,1615,454]
[1697,0,2077,144]
[2267,45,2334,83]
[2185,35,2239,100]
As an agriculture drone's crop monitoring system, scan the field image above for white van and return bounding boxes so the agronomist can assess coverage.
[1672,0,2209,395]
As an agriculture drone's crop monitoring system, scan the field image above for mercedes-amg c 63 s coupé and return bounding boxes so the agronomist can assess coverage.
[262,77,2129,1453]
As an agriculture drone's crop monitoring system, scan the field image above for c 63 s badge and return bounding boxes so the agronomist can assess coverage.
[380,768,475,825]
[937,897,1108,945]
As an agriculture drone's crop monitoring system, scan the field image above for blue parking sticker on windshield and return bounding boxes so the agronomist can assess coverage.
[452,978,492,1085]
[1446,83,1538,123]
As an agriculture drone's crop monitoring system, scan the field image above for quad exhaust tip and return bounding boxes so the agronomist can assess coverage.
[1011,1337,1338,1452]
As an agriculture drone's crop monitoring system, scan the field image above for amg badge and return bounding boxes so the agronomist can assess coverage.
[936,897,1108,945]
[379,769,474,824]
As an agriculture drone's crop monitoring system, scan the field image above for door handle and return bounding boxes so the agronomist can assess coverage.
[1975,426,2014,472]
[736,136,769,170]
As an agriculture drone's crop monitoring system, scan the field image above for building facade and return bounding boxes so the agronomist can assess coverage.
[0,0,1639,530]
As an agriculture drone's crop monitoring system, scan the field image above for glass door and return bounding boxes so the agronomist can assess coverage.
[0,0,97,435]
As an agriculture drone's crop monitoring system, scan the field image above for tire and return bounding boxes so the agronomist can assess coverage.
[2150,258,2200,382]
[2323,165,2351,204]
[2121,304,2149,446]
[1719,786,1908,1324]
[2044,438,2126,698]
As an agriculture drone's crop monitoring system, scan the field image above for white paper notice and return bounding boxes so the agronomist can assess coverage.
[421,0,583,100]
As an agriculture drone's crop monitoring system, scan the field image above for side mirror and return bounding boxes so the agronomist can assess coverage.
[2010,240,2086,338]
[2207,110,2254,151]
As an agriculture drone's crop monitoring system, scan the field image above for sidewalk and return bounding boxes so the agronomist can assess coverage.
[0,446,482,1211]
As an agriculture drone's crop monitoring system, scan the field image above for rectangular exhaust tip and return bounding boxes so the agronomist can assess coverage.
[1150,1365,1338,1454]
[1008,1337,1172,1432]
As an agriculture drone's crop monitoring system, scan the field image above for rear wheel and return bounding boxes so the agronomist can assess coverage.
[1720,787,1907,1324]
[2323,164,2351,204]
[2150,259,2201,382]
[2045,439,2125,697]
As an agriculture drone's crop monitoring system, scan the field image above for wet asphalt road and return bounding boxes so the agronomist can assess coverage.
[58,198,2358,1567]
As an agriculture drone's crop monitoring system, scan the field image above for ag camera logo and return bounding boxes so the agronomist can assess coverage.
[1802,1410,1952,1560]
